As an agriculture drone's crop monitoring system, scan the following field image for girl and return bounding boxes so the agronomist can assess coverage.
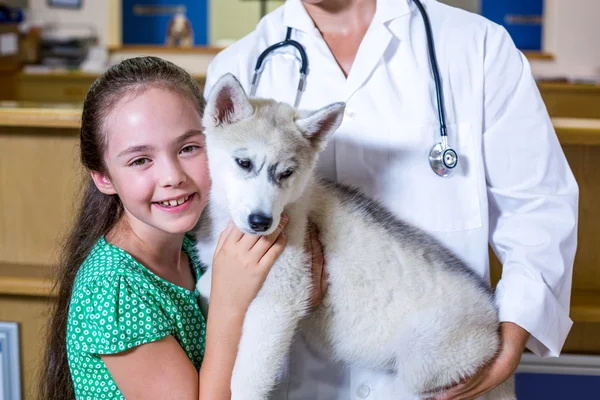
[39,56,326,400]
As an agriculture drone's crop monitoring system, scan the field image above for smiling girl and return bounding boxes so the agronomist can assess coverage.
[39,56,325,400]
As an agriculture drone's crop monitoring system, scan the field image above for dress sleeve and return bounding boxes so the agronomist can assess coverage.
[72,274,174,355]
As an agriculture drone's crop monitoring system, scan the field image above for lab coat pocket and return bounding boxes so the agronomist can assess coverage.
[384,122,482,233]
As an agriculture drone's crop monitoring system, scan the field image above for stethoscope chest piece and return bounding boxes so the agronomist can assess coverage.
[429,141,458,177]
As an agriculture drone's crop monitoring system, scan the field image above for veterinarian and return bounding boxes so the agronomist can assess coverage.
[203,0,579,399]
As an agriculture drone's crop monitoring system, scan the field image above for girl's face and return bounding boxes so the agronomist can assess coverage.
[92,87,210,237]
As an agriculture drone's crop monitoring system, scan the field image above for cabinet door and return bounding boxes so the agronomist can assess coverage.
[481,0,544,50]
[122,0,208,46]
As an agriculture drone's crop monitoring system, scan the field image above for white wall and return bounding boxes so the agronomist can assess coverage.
[530,0,600,80]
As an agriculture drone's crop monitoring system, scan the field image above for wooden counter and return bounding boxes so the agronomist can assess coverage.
[1,104,599,301]
[553,117,600,145]
[1,103,600,399]
[0,100,81,128]
[16,71,207,103]
[539,82,600,119]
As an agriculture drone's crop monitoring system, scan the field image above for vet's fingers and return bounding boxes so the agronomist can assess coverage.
[215,221,235,254]
[258,230,288,271]
[307,223,326,307]
[432,378,476,400]
[443,372,493,400]
[454,382,495,400]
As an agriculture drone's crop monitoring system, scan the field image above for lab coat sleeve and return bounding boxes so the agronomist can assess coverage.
[481,24,579,358]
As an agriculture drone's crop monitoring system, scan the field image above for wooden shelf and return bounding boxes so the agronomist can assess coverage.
[552,117,600,145]
[0,101,82,128]
[523,51,555,61]
[571,290,600,323]
[0,263,54,297]
[107,45,224,55]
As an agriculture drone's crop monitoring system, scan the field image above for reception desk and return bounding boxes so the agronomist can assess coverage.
[1,102,600,399]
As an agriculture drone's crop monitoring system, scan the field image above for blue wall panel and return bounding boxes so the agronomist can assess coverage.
[481,0,543,50]
[515,373,600,399]
[122,0,208,46]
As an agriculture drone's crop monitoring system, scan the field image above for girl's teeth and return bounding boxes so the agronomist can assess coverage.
[159,196,190,207]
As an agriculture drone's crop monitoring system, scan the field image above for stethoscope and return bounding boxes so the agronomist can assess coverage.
[249,0,458,177]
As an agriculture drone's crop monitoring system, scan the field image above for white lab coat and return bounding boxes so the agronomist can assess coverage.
[203,0,579,398]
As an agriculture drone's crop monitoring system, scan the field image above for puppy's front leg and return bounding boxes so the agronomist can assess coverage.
[230,292,307,400]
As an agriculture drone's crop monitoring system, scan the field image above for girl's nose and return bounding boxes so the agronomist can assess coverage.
[159,161,187,188]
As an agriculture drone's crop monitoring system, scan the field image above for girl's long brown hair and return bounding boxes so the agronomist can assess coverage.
[39,56,205,400]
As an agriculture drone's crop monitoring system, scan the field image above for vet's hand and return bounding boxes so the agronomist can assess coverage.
[431,322,529,400]
[211,216,289,314]
[305,221,328,308]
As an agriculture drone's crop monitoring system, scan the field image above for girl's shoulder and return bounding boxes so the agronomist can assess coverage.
[74,236,144,289]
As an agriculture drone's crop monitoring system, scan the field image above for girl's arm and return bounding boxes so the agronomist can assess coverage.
[101,217,290,399]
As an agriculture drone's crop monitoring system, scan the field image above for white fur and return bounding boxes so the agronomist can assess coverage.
[195,74,516,400]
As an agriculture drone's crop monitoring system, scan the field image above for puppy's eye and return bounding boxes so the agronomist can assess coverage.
[280,169,294,179]
[235,158,252,171]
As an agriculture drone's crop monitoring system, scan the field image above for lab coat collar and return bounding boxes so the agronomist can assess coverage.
[283,0,412,34]
[283,0,318,35]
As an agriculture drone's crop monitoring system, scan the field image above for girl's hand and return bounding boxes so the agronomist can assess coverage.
[305,221,328,308]
[210,215,289,314]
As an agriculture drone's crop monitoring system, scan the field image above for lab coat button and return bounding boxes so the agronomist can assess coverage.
[356,384,371,398]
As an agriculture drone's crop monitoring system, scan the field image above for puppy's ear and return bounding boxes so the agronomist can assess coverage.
[204,73,254,130]
[295,102,345,150]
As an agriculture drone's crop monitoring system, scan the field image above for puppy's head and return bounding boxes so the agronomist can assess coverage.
[203,73,345,235]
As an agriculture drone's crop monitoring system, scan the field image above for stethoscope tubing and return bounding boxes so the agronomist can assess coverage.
[249,0,458,176]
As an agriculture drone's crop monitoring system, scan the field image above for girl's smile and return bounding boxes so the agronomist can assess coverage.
[153,192,196,212]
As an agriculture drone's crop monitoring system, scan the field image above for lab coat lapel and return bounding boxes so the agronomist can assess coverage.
[344,0,411,98]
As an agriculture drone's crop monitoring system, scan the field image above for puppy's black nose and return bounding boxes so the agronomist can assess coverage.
[248,213,273,232]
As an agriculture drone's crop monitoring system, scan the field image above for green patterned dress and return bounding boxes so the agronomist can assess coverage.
[66,234,207,399]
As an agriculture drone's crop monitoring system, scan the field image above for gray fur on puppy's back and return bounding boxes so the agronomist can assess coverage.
[321,178,492,295]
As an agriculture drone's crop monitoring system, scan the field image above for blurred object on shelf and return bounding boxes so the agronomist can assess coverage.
[19,24,41,64]
[39,22,97,68]
[166,11,193,48]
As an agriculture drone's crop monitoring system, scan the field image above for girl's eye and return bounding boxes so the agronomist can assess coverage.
[280,169,294,179]
[130,158,150,167]
[180,145,198,154]
[235,158,252,171]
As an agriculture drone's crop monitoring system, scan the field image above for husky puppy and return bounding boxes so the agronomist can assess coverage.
[194,73,516,400]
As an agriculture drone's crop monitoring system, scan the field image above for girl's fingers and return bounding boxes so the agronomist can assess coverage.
[258,231,288,271]
[238,230,262,251]
[215,221,234,254]
[223,223,245,247]
[250,214,289,260]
